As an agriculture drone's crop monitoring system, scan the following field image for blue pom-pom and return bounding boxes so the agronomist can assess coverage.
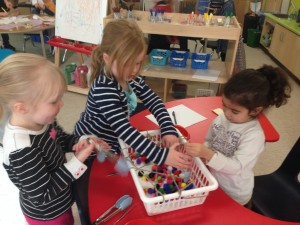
[114,158,129,176]
[184,183,194,190]
[183,171,190,183]
[97,151,106,162]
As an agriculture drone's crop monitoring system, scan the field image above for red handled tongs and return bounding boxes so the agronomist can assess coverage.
[92,195,133,225]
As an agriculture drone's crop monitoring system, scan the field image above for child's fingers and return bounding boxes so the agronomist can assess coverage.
[170,142,181,150]
[172,157,192,169]
[96,139,111,149]
[73,139,91,151]
[75,143,95,162]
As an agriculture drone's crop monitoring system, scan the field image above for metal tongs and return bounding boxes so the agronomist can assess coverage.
[92,195,133,225]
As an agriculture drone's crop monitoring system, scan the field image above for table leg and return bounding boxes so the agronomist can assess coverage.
[54,47,60,67]
[77,52,84,65]
[163,78,168,102]
[202,38,208,53]
[39,31,46,57]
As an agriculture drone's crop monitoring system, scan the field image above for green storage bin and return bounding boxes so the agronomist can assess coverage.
[247,29,261,48]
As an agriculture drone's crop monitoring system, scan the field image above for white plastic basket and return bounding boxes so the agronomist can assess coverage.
[119,129,218,216]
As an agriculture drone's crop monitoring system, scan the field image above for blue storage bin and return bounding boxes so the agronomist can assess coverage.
[170,50,189,68]
[191,53,210,70]
[150,49,171,66]
[31,34,50,43]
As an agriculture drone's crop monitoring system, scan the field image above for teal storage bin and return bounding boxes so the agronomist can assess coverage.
[150,49,171,66]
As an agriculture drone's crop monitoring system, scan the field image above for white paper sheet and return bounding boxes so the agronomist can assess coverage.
[146,104,207,128]
[192,69,221,81]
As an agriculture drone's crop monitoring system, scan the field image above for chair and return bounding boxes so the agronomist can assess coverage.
[198,0,224,58]
[178,0,200,52]
[251,137,300,222]
[199,38,220,60]
[0,49,15,62]
[179,0,224,54]
[23,33,52,54]
[19,3,54,55]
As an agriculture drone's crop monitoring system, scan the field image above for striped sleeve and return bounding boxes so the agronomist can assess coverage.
[93,79,169,165]
[131,76,178,137]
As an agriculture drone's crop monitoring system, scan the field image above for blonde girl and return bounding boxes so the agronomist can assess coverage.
[0,53,109,225]
[74,19,192,169]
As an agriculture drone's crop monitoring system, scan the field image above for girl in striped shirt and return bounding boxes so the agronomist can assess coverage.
[74,19,192,169]
[0,53,110,225]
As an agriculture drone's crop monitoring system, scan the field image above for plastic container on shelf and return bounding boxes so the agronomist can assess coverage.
[119,129,218,216]
[150,49,171,66]
[64,63,77,84]
[191,53,211,69]
[74,64,88,88]
[170,50,189,68]
[172,83,187,99]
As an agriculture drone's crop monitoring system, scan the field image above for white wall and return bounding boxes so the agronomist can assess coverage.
[281,0,290,13]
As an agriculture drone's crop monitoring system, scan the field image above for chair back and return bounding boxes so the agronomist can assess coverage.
[0,49,15,62]
[276,137,300,181]
[179,0,198,13]
[154,3,172,13]
[209,0,224,9]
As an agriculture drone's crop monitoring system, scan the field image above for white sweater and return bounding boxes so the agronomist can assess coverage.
[205,113,265,205]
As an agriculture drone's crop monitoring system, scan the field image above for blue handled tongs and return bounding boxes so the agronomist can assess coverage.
[92,195,133,225]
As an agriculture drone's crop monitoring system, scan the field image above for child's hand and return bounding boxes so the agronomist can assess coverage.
[184,143,202,157]
[165,143,192,169]
[5,2,13,9]
[1,11,9,17]
[73,139,95,162]
[161,134,179,147]
[90,138,111,152]
[38,2,45,9]
[73,137,111,152]
[185,143,215,161]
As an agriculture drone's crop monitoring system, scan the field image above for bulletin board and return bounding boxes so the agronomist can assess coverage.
[55,0,108,44]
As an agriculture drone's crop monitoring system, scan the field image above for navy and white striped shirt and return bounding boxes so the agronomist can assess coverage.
[74,74,177,165]
[3,121,82,220]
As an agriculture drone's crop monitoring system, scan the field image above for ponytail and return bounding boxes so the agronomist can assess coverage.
[257,65,291,108]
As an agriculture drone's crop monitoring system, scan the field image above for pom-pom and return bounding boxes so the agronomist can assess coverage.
[114,158,129,176]
[97,151,106,162]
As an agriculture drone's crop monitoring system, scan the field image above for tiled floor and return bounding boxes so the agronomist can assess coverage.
[7,34,300,224]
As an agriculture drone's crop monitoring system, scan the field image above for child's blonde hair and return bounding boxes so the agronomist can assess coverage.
[90,19,147,84]
[0,53,66,121]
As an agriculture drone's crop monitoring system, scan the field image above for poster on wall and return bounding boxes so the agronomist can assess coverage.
[55,0,107,44]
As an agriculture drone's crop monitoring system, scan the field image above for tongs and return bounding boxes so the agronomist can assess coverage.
[92,195,133,225]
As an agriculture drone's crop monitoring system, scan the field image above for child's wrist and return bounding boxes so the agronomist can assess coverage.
[202,146,215,161]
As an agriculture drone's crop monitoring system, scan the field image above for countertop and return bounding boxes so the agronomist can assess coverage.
[265,13,300,36]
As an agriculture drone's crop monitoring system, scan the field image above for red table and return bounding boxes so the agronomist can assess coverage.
[88,97,291,225]
[130,96,279,143]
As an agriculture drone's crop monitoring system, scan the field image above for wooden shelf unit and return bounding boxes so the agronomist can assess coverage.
[105,11,241,102]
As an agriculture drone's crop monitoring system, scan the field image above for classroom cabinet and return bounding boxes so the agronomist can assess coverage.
[104,11,241,102]
[234,0,282,28]
[261,17,300,81]
[234,0,250,27]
